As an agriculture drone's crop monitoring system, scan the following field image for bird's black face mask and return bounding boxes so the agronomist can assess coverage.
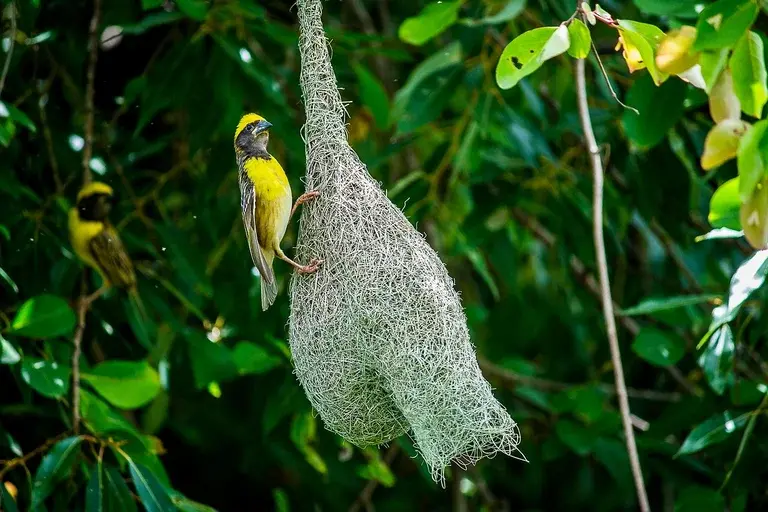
[78,193,115,222]
[236,119,272,158]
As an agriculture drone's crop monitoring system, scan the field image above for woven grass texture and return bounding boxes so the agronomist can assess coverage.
[288,0,526,484]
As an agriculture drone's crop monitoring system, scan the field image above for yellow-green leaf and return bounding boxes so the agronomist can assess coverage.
[737,120,768,201]
[655,25,699,75]
[730,31,768,118]
[616,20,668,85]
[709,177,742,230]
[567,19,591,59]
[398,1,463,46]
[496,25,570,89]
[740,179,768,249]
[701,119,750,170]
[709,68,742,122]
[694,0,759,51]
[82,360,161,409]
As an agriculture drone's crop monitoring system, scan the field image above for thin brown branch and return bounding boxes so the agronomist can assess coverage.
[71,277,88,434]
[451,462,468,512]
[576,58,650,512]
[0,1,17,100]
[82,0,102,185]
[0,432,68,480]
[478,356,682,402]
[349,445,399,512]
[37,74,63,193]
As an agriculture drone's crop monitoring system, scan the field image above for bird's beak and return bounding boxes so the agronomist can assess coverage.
[254,120,273,134]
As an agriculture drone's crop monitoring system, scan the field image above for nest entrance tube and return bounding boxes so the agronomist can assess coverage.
[289,0,526,484]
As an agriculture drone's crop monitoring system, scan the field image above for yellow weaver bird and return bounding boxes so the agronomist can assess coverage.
[234,113,322,311]
[68,182,144,313]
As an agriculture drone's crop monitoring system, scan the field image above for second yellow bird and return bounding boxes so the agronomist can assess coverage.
[234,113,321,311]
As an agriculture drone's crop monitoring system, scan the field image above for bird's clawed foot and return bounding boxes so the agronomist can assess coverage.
[296,258,323,274]
[290,190,321,219]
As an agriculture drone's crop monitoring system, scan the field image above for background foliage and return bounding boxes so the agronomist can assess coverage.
[2,0,768,510]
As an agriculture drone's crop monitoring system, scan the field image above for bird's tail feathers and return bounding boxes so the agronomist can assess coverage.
[258,249,277,311]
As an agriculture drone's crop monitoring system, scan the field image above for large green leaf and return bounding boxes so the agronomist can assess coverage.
[496,25,570,90]
[620,294,719,316]
[128,463,175,512]
[730,32,768,118]
[0,334,20,364]
[86,464,104,512]
[622,73,687,148]
[82,361,161,409]
[398,1,463,46]
[31,436,84,508]
[709,177,742,229]
[186,334,238,389]
[567,19,591,59]
[21,358,70,398]
[694,0,759,51]
[80,389,139,435]
[631,327,686,367]
[675,486,726,512]
[354,64,390,129]
[9,294,76,338]
[737,121,768,201]
[103,466,138,512]
[232,342,282,375]
[698,323,735,394]
[677,411,749,455]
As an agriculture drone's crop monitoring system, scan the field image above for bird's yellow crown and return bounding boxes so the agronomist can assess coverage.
[77,181,114,202]
[235,113,267,144]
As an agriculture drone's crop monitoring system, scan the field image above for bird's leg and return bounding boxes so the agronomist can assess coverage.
[290,190,320,220]
[82,286,108,307]
[276,249,323,274]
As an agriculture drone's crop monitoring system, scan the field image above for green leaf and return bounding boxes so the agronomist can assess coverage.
[620,294,719,316]
[496,25,570,89]
[394,65,463,135]
[167,490,218,512]
[357,452,396,487]
[175,0,208,21]
[82,360,161,409]
[554,419,597,456]
[21,358,70,398]
[86,464,104,512]
[567,19,591,59]
[622,73,687,148]
[354,64,390,129]
[632,328,686,366]
[730,380,767,405]
[398,1,463,46]
[31,436,84,508]
[272,489,290,512]
[737,120,768,201]
[1,483,19,512]
[80,389,139,435]
[631,0,701,18]
[232,342,282,375]
[186,334,238,389]
[698,324,735,394]
[0,101,37,133]
[0,334,20,364]
[709,177,742,229]
[9,294,76,338]
[462,0,526,25]
[0,265,19,294]
[675,486,726,512]
[677,411,749,455]
[103,467,138,512]
[741,177,768,249]
[694,0,759,51]
[730,31,768,118]
[616,20,668,85]
[700,48,730,92]
[127,463,175,512]
[393,42,461,111]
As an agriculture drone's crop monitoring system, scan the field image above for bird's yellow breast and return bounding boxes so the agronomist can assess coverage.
[244,156,291,202]
[68,208,104,270]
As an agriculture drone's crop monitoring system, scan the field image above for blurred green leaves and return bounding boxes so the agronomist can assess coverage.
[631,328,685,367]
[31,436,84,508]
[82,361,161,409]
[8,295,75,338]
[496,25,570,90]
[398,1,463,46]
[622,73,687,148]
[693,0,759,51]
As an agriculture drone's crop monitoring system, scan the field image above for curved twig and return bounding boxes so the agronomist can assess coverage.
[575,57,650,512]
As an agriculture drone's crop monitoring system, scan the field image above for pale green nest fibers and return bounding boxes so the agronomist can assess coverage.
[288,0,525,484]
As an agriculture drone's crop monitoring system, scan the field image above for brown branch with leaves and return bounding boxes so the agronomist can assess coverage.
[72,0,102,435]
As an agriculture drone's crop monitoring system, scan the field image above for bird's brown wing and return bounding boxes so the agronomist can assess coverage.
[238,172,277,309]
[88,225,136,289]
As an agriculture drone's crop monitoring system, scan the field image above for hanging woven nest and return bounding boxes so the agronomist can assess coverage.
[288,0,526,484]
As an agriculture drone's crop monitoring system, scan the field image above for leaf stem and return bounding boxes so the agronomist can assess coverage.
[575,57,650,512]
